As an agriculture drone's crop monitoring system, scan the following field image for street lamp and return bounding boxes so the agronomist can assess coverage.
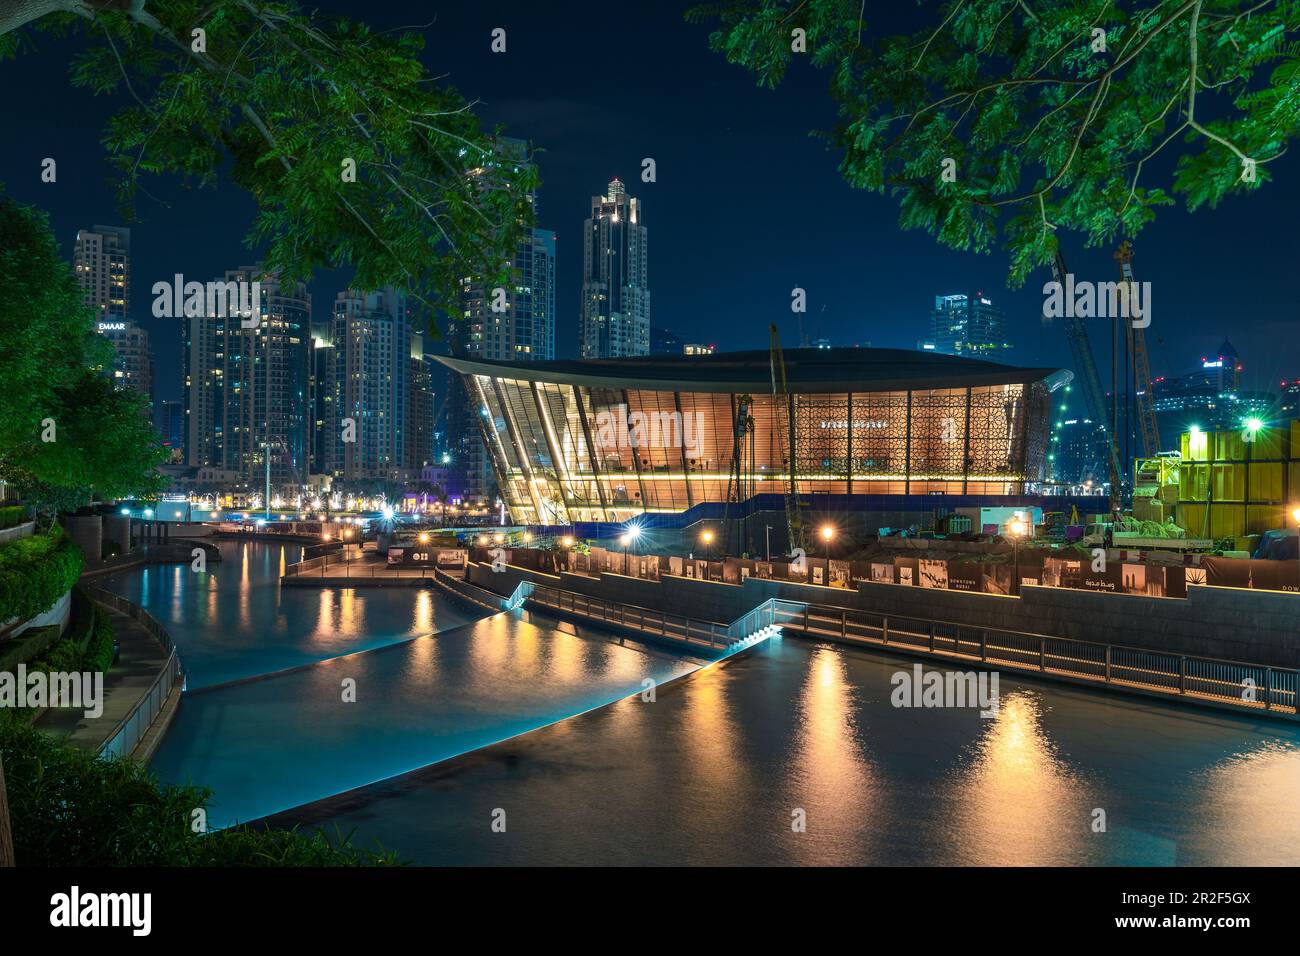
[1292,506,1300,592]
[623,523,642,554]
[1007,517,1027,596]
[418,531,430,544]
[700,528,715,560]
[765,524,773,561]
[819,523,835,557]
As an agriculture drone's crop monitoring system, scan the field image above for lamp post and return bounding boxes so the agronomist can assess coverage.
[765,524,773,562]
[1007,518,1026,596]
[819,523,836,558]
[701,528,715,561]
[1292,506,1300,592]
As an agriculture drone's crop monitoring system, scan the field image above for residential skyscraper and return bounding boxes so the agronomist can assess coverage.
[929,293,1011,359]
[184,266,311,490]
[74,224,153,407]
[74,224,130,323]
[98,321,153,406]
[161,400,185,462]
[314,288,430,484]
[580,177,649,358]
[446,137,556,501]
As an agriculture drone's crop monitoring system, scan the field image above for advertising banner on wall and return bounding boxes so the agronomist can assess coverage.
[893,556,917,588]
[918,559,949,589]
[387,547,468,568]
[1202,556,1300,592]
[948,560,983,593]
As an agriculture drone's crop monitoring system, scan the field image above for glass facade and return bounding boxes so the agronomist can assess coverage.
[457,368,1055,524]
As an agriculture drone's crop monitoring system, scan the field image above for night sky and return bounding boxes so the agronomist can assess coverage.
[3,0,1299,416]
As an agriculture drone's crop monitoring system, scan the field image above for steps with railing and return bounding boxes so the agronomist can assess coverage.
[445,566,1298,720]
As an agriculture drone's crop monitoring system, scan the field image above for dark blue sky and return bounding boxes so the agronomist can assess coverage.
[3,0,1298,410]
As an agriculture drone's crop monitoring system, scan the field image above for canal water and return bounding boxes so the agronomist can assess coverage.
[270,635,1300,866]
[97,541,710,826]
[100,543,1300,863]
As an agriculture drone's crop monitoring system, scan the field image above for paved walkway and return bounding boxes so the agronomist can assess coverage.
[36,605,169,753]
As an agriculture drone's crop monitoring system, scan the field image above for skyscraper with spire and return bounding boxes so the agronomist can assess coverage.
[580,177,649,358]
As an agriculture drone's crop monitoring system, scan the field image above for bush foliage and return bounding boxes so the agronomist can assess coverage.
[0,717,401,866]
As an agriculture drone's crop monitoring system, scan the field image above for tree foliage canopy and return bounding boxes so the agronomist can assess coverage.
[0,0,535,317]
[688,0,1298,284]
[0,196,166,515]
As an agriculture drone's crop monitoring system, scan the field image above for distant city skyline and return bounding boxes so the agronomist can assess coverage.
[7,0,1298,418]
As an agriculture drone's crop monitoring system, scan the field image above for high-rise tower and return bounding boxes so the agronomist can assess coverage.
[580,177,649,358]
[446,137,556,502]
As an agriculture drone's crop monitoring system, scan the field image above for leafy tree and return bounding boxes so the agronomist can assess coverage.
[0,196,100,458]
[0,196,166,523]
[688,0,1298,284]
[0,0,534,316]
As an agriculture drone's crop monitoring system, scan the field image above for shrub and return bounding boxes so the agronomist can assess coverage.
[81,606,115,674]
[0,505,27,529]
[0,719,401,866]
[22,590,104,671]
[0,525,84,624]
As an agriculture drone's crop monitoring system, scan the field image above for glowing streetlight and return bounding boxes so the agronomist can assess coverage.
[1006,515,1027,596]
[700,528,715,559]
[820,525,835,541]
[1292,506,1300,592]
[418,531,430,544]
[493,532,505,544]
[561,535,575,548]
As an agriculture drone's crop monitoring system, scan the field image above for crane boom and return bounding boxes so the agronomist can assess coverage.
[1049,250,1122,513]
[769,324,804,552]
[1115,241,1161,458]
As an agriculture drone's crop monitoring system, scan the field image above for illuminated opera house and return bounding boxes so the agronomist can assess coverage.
[437,348,1072,525]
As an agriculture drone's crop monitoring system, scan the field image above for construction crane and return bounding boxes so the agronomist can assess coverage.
[1048,250,1123,514]
[725,393,755,554]
[769,324,805,553]
[1115,241,1161,459]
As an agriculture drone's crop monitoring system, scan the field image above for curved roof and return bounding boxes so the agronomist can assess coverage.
[436,347,1072,394]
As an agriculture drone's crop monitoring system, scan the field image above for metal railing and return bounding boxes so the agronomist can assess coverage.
[525,583,738,650]
[771,599,1299,718]
[432,568,509,611]
[81,585,185,759]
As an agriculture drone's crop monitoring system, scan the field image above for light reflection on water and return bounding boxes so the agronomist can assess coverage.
[96,541,484,688]
[270,635,1300,866]
[99,542,1300,864]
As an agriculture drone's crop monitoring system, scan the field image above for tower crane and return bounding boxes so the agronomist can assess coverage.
[1048,250,1122,515]
[769,324,805,553]
[1115,241,1161,459]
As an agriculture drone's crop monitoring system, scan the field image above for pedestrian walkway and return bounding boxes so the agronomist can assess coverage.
[35,606,170,752]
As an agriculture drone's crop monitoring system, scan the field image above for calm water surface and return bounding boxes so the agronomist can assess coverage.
[102,542,1300,863]
[271,635,1300,866]
[101,541,709,826]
